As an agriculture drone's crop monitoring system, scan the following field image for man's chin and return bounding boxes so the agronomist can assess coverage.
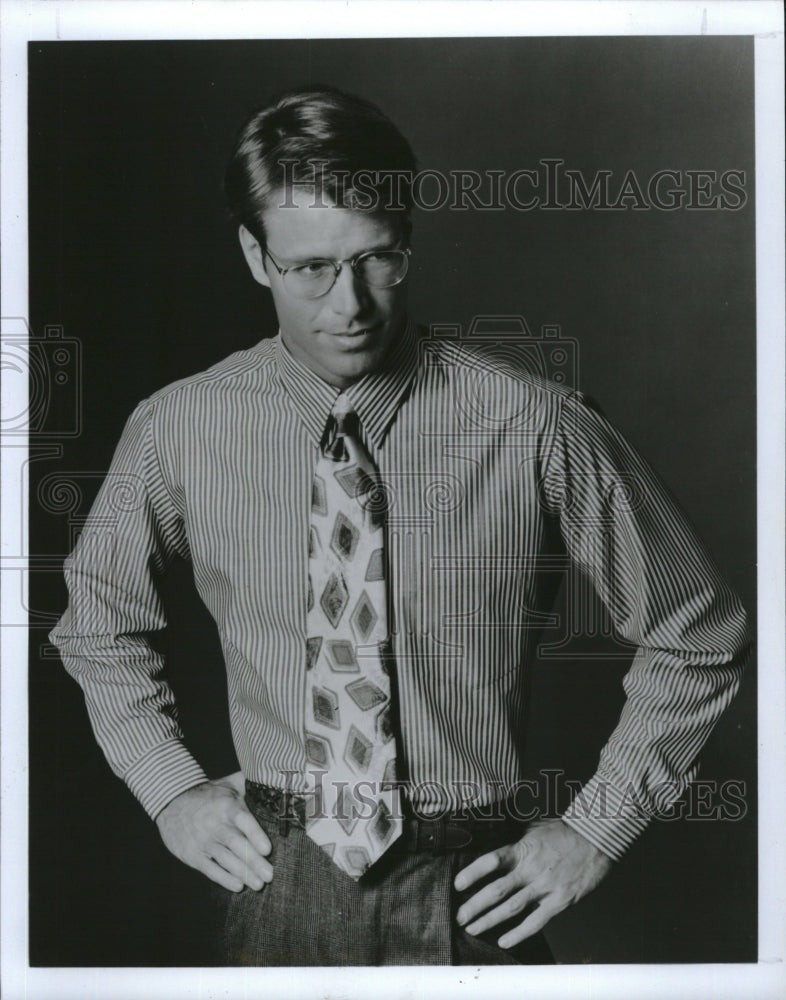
[320,331,397,385]
[323,349,386,387]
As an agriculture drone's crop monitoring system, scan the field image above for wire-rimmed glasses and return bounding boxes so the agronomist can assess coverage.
[264,246,411,299]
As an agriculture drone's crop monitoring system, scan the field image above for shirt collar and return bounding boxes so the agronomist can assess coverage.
[275,317,420,449]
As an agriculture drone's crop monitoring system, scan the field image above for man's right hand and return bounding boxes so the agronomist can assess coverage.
[156,771,273,892]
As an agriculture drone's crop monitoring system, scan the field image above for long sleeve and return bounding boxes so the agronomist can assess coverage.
[541,391,750,860]
[49,400,209,818]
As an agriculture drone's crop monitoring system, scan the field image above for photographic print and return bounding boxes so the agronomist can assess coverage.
[2,3,783,999]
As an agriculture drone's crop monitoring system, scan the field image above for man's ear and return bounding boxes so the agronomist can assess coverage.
[238,225,271,288]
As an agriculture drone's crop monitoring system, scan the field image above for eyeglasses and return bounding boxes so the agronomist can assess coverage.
[263,246,411,300]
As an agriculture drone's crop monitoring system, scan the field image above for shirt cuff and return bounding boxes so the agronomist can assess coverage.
[124,739,209,819]
[560,773,651,861]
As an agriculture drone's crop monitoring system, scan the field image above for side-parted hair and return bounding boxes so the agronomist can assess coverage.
[225,85,418,246]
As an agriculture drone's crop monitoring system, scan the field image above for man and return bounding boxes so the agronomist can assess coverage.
[50,86,749,966]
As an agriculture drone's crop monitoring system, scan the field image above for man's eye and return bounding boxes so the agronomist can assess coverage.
[296,261,332,278]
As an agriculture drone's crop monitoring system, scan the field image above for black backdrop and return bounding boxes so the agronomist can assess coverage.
[28,37,756,965]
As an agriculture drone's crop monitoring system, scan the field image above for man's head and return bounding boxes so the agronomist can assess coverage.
[226,86,418,388]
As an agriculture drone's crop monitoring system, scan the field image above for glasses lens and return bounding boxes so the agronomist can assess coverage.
[281,250,410,299]
[357,250,409,288]
[284,261,338,299]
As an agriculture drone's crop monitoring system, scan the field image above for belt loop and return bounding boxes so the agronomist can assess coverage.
[278,790,297,836]
[285,789,309,835]
[444,819,473,850]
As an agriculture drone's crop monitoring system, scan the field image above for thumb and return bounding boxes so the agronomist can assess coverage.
[220,771,247,794]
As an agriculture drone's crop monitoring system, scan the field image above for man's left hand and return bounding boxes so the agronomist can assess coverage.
[454,818,612,949]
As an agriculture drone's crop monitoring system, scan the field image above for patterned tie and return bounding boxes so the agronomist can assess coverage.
[303,393,403,879]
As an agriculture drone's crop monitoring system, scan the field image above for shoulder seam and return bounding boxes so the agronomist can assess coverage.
[145,343,277,406]
[429,339,577,401]
[145,400,180,512]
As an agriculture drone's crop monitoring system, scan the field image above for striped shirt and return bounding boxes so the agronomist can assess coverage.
[50,319,749,860]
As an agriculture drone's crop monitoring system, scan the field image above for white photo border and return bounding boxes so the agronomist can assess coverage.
[2,2,784,999]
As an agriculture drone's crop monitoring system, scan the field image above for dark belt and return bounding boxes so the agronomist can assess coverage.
[245,781,524,853]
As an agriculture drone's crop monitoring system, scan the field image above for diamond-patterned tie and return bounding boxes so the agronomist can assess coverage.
[303,393,403,880]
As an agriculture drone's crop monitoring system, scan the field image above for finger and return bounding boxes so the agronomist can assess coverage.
[464,886,535,936]
[211,843,266,891]
[234,806,273,857]
[456,872,521,926]
[198,856,245,893]
[497,897,564,949]
[221,828,273,883]
[454,846,512,891]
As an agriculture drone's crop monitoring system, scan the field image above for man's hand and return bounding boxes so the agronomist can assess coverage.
[454,818,612,949]
[156,771,273,892]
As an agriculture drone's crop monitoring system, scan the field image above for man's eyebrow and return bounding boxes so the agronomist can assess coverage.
[273,240,402,266]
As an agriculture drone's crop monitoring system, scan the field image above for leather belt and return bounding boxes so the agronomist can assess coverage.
[245,781,523,853]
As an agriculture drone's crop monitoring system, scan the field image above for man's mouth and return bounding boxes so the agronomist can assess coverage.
[329,326,381,345]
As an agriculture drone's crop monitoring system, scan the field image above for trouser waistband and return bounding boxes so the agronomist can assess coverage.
[244,780,526,852]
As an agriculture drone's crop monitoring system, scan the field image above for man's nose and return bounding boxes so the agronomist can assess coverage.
[328,263,371,320]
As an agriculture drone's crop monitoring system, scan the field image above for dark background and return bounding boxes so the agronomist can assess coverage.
[28,37,756,965]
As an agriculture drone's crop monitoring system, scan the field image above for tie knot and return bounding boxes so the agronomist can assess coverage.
[331,394,358,432]
[334,410,359,438]
[322,396,361,460]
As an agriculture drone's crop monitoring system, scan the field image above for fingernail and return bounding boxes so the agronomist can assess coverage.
[465,923,479,936]
[456,909,466,925]
[454,876,466,890]
[498,936,511,949]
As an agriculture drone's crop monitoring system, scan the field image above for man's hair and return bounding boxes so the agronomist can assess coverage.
[225,85,418,245]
